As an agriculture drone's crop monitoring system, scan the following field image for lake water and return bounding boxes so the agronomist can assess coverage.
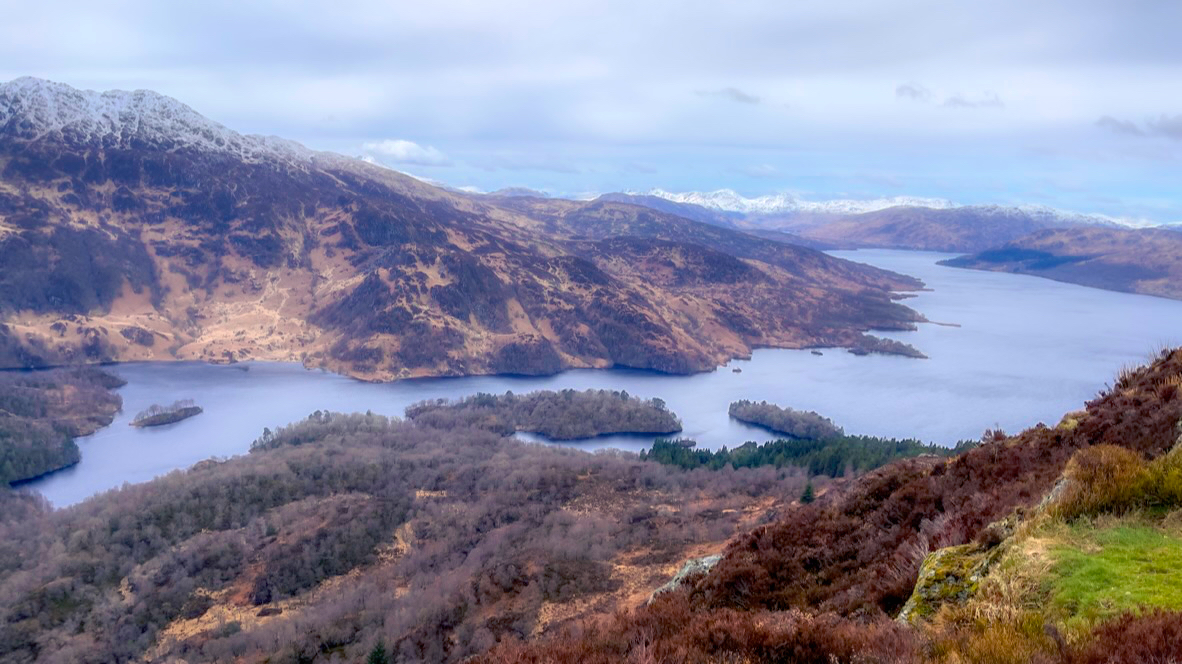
[24,249,1182,507]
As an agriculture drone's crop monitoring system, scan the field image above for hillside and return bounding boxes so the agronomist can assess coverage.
[0,410,810,663]
[794,205,1058,253]
[484,347,1182,663]
[0,367,123,485]
[0,78,926,381]
[941,226,1182,300]
[4,352,1182,662]
[606,191,1128,254]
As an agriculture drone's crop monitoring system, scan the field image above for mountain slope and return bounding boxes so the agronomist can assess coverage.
[941,226,1182,299]
[612,188,1139,254]
[483,348,1182,663]
[794,205,1059,253]
[0,78,925,379]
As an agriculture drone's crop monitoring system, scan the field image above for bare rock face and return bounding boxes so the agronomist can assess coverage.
[649,554,723,602]
[0,77,927,380]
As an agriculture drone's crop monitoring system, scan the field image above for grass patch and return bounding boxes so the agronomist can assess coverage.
[1049,521,1182,625]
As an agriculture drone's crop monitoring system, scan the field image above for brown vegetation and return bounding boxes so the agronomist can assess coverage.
[0,367,123,484]
[0,410,806,663]
[0,83,927,381]
[130,399,202,428]
[728,399,844,439]
[791,205,1056,253]
[481,348,1182,663]
[6,351,1182,662]
[941,226,1182,300]
[405,389,681,440]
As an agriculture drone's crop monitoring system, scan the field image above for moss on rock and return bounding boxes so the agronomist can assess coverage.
[897,512,1020,624]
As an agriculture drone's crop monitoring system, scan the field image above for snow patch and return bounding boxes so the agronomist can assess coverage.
[0,76,351,168]
[642,188,1161,229]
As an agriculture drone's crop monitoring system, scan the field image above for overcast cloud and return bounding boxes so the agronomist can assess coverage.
[1,0,1180,222]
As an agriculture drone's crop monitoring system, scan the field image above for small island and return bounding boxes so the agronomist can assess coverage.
[728,399,844,440]
[131,399,204,428]
[406,389,682,440]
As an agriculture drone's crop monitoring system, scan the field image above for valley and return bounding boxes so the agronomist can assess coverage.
[5,2,1182,662]
[21,248,1182,511]
[0,78,926,383]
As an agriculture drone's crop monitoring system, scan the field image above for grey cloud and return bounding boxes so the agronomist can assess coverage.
[942,92,1004,108]
[1098,114,1182,140]
[895,83,931,101]
[898,84,1002,109]
[696,87,761,104]
[1147,114,1182,139]
[1096,115,1144,136]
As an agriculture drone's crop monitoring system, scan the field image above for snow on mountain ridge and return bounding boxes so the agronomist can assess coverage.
[644,188,1159,229]
[644,188,957,215]
[0,77,332,166]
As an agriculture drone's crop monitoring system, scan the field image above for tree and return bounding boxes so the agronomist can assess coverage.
[800,482,815,504]
[366,639,389,664]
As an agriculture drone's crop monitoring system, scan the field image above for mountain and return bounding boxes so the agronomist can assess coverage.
[643,188,1137,228]
[596,192,744,227]
[795,205,1059,253]
[595,192,836,250]
[941,226,1182,300]
[644,188,959,217]
[617,188,1142,254]
[0,78,925,380]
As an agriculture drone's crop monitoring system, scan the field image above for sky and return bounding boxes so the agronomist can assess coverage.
[2,0,1180,222]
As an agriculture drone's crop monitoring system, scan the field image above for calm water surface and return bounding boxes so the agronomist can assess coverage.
[25,249,1182,506]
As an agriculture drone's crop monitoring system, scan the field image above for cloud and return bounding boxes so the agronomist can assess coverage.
[695,87,761,104]
[895,83,931,101]
[1096,115,1144,136]
[1147,114,1182,140]
[361,139,451,166]
[898,83,1003,109]
[1097,114,1182,140]
[942,91,1004,108]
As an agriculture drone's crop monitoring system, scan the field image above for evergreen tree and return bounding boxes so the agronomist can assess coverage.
[801,482,815,504]
[366,639,389,664]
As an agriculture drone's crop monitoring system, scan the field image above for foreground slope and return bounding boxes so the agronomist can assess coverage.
[0,410,807,663]
[485,348,1182,663]
[942,226,1182,300]
[0,77,924,380]
[6,351,1182,662]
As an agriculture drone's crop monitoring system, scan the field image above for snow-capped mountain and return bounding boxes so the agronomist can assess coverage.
[642,188,1158,229]
[642,188,958,216]
[0,76,329,166]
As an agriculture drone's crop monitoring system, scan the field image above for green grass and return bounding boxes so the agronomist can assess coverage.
[1049,522,1182,624]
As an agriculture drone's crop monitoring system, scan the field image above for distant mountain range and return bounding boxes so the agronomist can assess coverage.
[637,188,1154,229]
[0,77,926,379]
[600,189,1181,258]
